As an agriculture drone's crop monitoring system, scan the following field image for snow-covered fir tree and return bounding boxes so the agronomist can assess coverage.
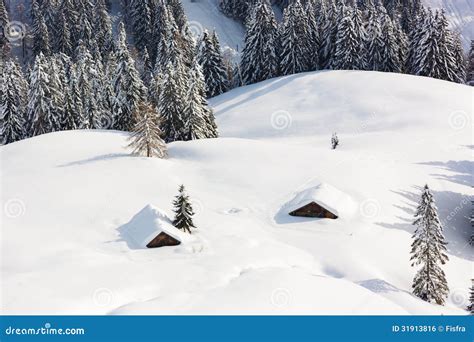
[379,16,402,73]
[197,30,228,98]
[279,0,308,75]
[240,0,279,85]
[304,0,320,71]
[332,5,365,71]
[31,2,51,56]
[468,40,474,86]
[95,0,114,58]
[141,47,154,87]
[128,102,167,158]
[450,32,466,83]
[331,132,339,150]
[112,23,146,131]
[0,59,27,144]
[158,61,186,142]
[410,184,449,305]
[53,11,72,56]
[409,10,462,83]
[0,0,9,53]
[131,0,152,52]
[172,185,196,234]
[319,0,338,69]
[27,53,55,136]
[184,58,218,140]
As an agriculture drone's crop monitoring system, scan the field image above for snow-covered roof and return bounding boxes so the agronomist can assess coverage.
[285,183,356,218]
[121,205,190,248]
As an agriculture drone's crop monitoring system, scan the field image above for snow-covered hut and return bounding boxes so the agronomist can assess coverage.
[121,205,188,248]
[286,183,354,219]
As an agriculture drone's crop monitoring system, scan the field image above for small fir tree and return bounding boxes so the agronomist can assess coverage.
[172,185,196,234]
[410,184,449,305]
[331,132,339,150]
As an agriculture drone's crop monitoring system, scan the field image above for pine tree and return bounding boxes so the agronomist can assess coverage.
[332,6,360,70]
[319,0,338,69]
[112,23,146,131]
[27,53,54,136]
[379,16,402,72]
[32,4,51,56]
[128,102,167,158]
[0,59,27,144]
[240,0,279,85]
[468,40,474,86]
[197,30,229,98]
[279,1,308,75]
[172,185,196,234]
[141,47,153,87]
[131,0,152,52]
[184,58,218,140]
[331,132,339,149]
[158,62,186,142]
[450,32,466,83]
[95,0,113,58]
[410,184,449,305]
[304,0,320,71]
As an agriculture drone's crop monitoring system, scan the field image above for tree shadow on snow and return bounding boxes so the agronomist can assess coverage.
[417,160,473,188]
[377,186,473,261]
[57,153,130,167]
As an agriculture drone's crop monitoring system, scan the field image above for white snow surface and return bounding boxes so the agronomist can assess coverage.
[1,71,472,315]
[181,0,245,51]
[284,183,357,218]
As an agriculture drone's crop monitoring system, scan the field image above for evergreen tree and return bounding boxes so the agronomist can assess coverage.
[172,185,196,234]
[410,10,461,83]
[158,62,186,142]
[331,132,339,149]
[240,0,279,85]
[0,59,27,144]
[46,56,66,132]
[197,30,229,98]
[410,184,449,305]
[131,0,152,52]
[112,23,146,131]
[279,1,308,75]
[319,0,338,69]
[450,32,466,83]
[128,102,167,158]
[32,5,51,56]
[53,11,72,55]
[184,58,218,140]
[27,53,54,136]
[332,6,360,70]
[468,40,474,86]
[379,16,402,72]
[141,47,154,87]
[304,0,320,71]
[95,0,113,58]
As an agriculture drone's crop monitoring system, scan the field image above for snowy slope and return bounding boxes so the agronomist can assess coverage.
[423,0,473,48]
[181,0,245,51]
[1,71,472,315]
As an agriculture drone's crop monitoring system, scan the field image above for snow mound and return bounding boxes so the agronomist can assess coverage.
[284,183,357,218]
[119,205,193,249]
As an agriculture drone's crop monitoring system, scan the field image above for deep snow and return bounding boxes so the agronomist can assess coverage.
[1,71,472,315]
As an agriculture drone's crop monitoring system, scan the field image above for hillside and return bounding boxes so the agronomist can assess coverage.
[1,71,472,315]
